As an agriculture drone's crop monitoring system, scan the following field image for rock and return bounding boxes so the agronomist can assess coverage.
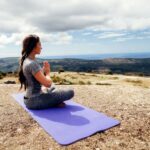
[4,80,16,84]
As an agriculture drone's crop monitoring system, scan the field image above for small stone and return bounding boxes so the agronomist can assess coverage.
[17,128,23,133]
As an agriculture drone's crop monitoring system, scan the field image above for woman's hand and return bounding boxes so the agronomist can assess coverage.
[42,61,50,75]
[41,85,48,93]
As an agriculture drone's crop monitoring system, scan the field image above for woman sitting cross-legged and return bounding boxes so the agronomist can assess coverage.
[18,34,74,110]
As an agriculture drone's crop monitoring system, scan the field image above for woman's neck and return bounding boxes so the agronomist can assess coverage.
[28,55,35,60]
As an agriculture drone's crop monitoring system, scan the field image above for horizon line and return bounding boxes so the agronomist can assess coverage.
[0,51,150,59]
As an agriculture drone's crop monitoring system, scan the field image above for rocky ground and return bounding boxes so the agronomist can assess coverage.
[0,72,150,150]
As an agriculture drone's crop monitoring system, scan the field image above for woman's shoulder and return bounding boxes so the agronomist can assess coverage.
[24,58,38,65]
[23,58,33,67]
[23,58,36,70]
[24,58,42,75]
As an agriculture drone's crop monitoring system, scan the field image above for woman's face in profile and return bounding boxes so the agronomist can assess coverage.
[34,41,42,54]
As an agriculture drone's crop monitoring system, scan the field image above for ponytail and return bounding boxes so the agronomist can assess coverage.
[18,53,28,91]
[18,34,40,92]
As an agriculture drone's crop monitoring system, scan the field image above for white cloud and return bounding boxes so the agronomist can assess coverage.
[0,0,150,46]
[0,32,73,47]
[94,29,150,42]
[82,32,93,36]
[97,32,127,39]
[113,32,150,42]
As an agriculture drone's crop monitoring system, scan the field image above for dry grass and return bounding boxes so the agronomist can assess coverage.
[50,72,121,85]
[123,78,150,88]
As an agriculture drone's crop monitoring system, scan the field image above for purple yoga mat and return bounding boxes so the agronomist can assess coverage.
[11,92,120,145]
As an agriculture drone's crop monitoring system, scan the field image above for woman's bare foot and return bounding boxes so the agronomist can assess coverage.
[56,102,66,108]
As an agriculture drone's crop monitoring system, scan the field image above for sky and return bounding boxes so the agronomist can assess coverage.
[0,0,150,58]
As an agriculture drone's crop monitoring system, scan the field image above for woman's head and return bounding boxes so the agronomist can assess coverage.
[18,34,41,91]
[22,34,42,56]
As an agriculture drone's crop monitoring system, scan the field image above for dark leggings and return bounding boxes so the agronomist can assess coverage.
[23,86,74,110]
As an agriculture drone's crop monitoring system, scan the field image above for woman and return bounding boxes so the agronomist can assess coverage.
[18,34,74,110]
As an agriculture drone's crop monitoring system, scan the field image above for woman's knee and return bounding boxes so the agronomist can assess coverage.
[63,88,74,100]
[68,89,74,98]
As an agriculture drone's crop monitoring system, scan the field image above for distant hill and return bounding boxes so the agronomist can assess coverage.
[0,57,150,76]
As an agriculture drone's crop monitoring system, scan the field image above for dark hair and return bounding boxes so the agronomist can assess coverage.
[18,34,40,91]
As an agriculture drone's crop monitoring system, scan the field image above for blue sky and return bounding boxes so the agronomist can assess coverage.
[0,0,150,58]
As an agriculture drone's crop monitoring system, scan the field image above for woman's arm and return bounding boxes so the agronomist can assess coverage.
[30,60,52,88]
[41,72,52,92]
[34,70,52,88]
